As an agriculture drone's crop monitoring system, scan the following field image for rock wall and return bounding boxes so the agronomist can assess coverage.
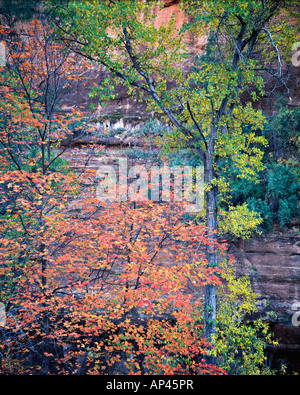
[228,235,300,373]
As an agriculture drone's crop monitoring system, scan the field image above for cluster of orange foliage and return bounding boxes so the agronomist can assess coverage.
[0,19,228,375]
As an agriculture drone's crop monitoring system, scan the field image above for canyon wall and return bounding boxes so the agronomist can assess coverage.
[228,236,300,373]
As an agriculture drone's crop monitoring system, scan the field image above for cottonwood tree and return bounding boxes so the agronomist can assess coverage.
[49,0,300,353]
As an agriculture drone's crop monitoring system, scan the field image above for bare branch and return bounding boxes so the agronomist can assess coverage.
[261,27,282,78]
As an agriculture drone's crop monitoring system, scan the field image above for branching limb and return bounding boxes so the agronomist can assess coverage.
[122,28,207,163]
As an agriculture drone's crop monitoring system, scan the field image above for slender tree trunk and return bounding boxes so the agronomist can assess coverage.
[40,241,50,375]
[204,150,218,363]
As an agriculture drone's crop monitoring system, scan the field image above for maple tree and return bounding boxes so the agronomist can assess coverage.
[1,191,225,374]
[0,18,88,374]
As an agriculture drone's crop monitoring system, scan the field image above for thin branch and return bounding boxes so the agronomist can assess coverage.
[224,20,245,63]
[261,27,282,78]
[19,214,30,236]
[186,100,208,150]
[122,28,207,163]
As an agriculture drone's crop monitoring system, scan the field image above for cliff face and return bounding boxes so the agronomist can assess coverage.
[228,236,300,373]
[229,236,300,323]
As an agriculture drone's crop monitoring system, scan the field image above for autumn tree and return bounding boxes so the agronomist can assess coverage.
[49,0,300,351]
[0,179,274,375]
[0,17,92,374]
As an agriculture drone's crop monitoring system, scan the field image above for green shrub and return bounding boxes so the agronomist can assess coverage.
[266,163,299,227]
[277,196,299,227]
[246,197,274,232]
[266,163,299,200]
[259,96,300,160]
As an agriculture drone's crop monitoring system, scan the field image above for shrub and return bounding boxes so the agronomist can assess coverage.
[246,197,274,232]
[266,163,299,227]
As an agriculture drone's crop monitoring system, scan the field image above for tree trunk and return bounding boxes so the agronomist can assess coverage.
[40,241,50,375]
[204,151,218,363]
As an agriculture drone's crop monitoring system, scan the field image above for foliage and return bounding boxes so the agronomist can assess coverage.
[48,0,300,346]
[263,103,300,161]
[223,157,299,232]
[217,99,300,232]
[223,162,299,232]
[218,203,263,238]
[0,0,42,24]
[50,0,300,239]
[266,162,299,227]
[1,2,295,375]
[0,0,70,27]
[213,261,278,375]
[246,197,274,233]
[0,192,228,374]
[0,21,277,373]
